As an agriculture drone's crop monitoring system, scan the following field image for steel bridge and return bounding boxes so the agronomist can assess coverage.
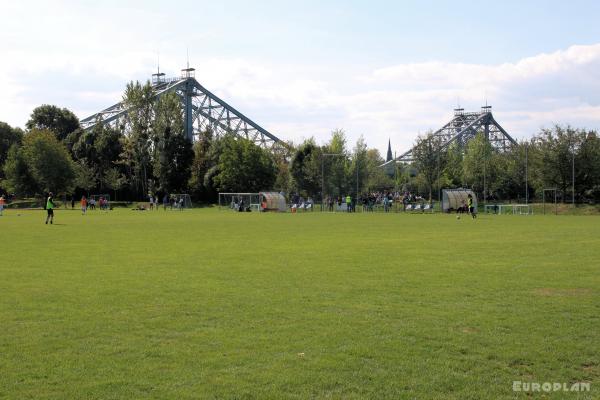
[381,106,516,167]
[80,68,281,149]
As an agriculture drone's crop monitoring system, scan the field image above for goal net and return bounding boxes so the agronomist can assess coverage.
[169,194,193,210]
[90,194,110,210]
[218,193,260,212]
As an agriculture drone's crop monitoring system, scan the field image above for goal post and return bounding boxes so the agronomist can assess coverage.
[89,194,111,210]
[218,193,260,212]
[542,188,558,215]
[170,194,193,210]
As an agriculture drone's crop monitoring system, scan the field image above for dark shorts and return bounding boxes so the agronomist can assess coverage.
[469,206,475,213]
[47,209,54,216]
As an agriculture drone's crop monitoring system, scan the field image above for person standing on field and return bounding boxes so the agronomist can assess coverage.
[0,195,5,216]
[81,195,87,215]
[468,194,476,219]
[45,192,55,224]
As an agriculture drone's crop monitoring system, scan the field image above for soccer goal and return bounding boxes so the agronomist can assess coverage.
[218,193,260,212]
[170,194,193,210]
[543,188,558,215]
[90,194,110,210]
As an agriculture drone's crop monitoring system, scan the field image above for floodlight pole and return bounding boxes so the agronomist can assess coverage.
[356,159,359,199]
[572,146,575,207]
[525,142,529,205]
[321,153,344,211]
[483,150,486,208]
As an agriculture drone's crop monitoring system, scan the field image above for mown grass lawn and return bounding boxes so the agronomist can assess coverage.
[1,208,599,399]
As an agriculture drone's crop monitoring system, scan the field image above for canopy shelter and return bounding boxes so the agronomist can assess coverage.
[259,192,287,212]
[442,189,477,213]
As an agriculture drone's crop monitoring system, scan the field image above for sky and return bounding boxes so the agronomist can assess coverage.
[1,0,600,155]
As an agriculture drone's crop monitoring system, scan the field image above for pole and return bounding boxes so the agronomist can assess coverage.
[483,149,486,208]
[356,160,359,200]
[321,153,344,212]
[525,143,528,205]
[437,147,441,203]
[572,148,575,207]
[321,157,324,212]
[543,190,546,215]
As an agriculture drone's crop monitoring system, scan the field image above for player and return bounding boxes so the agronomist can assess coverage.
[468,194,476,219]
[45,192,55,224]
[81,195,87,215]
[0,195,5,216]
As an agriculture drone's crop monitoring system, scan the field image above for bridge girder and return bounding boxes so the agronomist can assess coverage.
[381,107,516,166]
[80,76,281,149]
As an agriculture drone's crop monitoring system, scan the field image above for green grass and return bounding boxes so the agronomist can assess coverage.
[1,208,599,399]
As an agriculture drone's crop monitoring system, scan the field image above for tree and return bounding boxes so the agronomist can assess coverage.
[75,160,97,195]
[365,149,393,191]
[213,134,276,193]
[0,122,24,176]
[4,130,76,195]
[492,143,528,202]
[2,145,36,195]
[349,136,369,196]
[575,131,600,202]
[26,105,80,141]
[103,167,126,201]
[290,139,322,197]
[412,132,445,201]
[189,129,216,201]
[272,141,295,194]
[122,81,155,196]
[72,122,123,185]
[324,129,349,197]
[443,142,463,188]
[152,92,193,193]
[463,132,497,201]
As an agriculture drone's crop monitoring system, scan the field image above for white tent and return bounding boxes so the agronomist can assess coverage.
[442,189,477,213]
[259,192,287,212]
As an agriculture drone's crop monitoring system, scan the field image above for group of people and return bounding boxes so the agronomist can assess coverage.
[79,195,109,214]
[229,196,252,212]
[291,194,314,212]
[321,191,428,213]
[458,194,477,219]
[151,194,186,211]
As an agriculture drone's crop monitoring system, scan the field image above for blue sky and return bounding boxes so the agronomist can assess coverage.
[1,0,600,154]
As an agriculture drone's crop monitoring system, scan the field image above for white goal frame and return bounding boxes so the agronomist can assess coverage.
[218,193,260,212]
[89,194,110,210]
[169,194,193,210]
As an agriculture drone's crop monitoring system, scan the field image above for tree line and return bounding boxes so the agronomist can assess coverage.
[0,82,280,202]
[1,81,599,204]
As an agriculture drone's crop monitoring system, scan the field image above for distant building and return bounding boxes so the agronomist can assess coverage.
[385,139,395,177]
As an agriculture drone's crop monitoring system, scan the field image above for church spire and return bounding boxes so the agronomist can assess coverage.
[386,138,393,162]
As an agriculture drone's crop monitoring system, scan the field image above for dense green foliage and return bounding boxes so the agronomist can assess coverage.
[3,130,75,194]
[213,133,276,193]
[0,83,276,201]
[1,89,599,204]
[0,209,598,398]
[0,122,24,175]
[26,105,80,141]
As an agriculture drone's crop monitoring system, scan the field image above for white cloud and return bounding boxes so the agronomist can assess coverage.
[1,40,600,155]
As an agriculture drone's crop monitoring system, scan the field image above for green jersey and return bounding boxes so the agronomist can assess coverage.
[46,197,54,210]
[468,198,473,207]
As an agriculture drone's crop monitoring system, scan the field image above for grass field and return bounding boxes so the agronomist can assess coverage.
[1,208,599,399]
